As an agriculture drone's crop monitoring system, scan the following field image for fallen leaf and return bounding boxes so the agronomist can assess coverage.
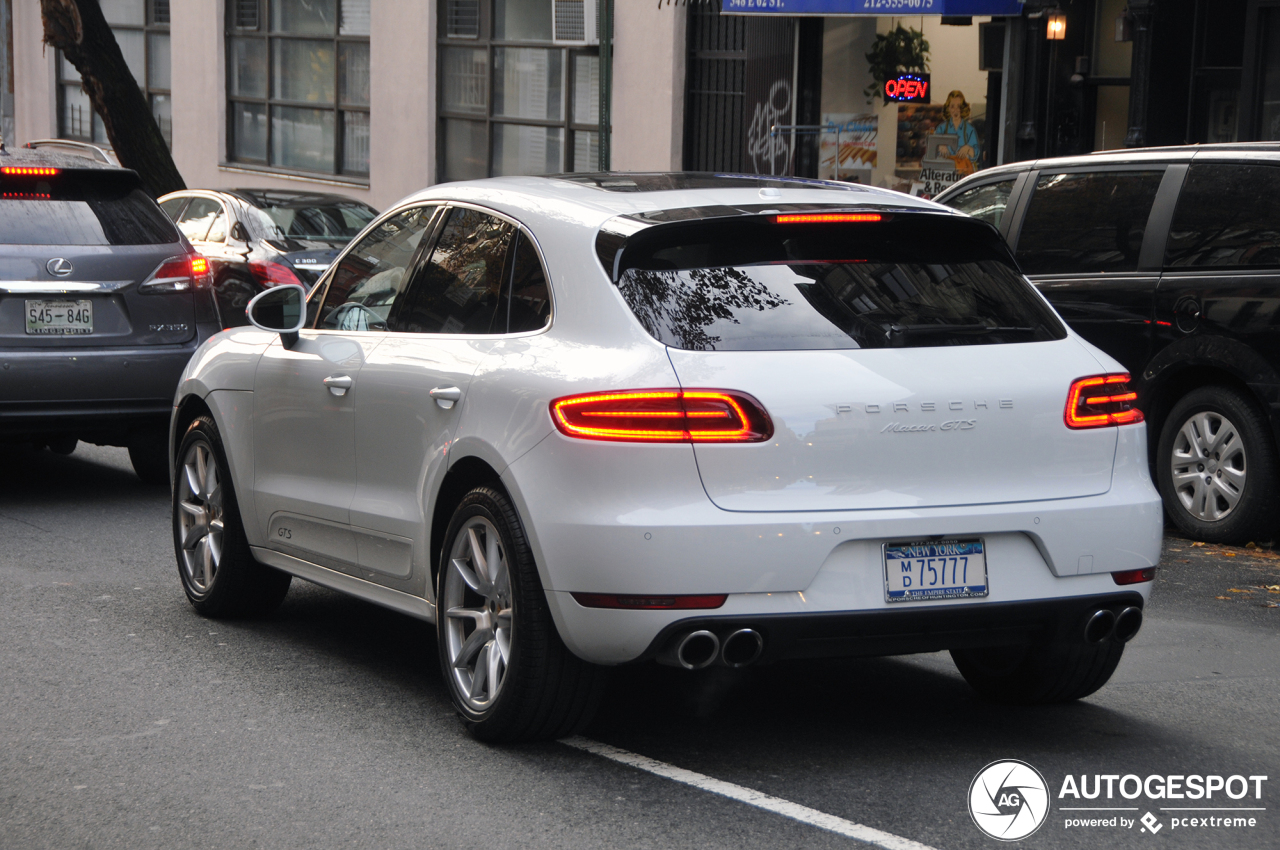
[1267,585,1280,590]
[1246,541,1258,548]
[1216,596,1230,600]
[1265,602,1279,609]
[1192,541,1206,547]
[1224,552,1237,557]
[1228,588,1251,593]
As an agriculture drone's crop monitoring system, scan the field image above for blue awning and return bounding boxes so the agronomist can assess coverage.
[722,0,1025,15]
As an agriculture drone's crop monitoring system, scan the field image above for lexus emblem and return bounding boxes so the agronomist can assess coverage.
[47,258,74,277]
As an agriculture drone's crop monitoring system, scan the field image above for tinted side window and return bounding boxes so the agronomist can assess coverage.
[505,233,552,333]
[1017,171,1163,275]
[942,179,1015,228]
[390,207,515,334]
[159,197,188,221]
[1165,164,1280,268]
[317,206,437,331]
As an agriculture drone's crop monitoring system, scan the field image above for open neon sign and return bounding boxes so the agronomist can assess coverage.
[884,73,931,103]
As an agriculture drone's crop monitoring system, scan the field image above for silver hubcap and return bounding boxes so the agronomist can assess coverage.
[442,518,513,712]
[1170,411,1247,522]
[177,441,224,593]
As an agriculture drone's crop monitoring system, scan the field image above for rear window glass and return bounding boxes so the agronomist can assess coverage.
[249,200,377,242]
[609,215,1065,351]
[1165,163,1280,268]
[0,172,178,245]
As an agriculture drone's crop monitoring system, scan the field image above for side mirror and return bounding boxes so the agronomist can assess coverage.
[246,283,307,348]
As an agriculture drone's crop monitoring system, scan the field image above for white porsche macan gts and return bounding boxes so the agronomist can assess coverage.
[169,173,1163,741]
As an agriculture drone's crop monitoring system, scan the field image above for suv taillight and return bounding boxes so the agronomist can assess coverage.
[139,254,210,294]
[550,389,773,443]
[1065,373,1144,429]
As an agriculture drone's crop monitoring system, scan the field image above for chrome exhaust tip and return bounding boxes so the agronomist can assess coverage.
[1113,607,1143,643]
[1083,609,1117,645]
[675,630,720,670]
[720,628,764,668]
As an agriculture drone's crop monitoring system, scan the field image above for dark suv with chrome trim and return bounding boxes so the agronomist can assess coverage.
[0,151,219,482]
[937,143,1280,544]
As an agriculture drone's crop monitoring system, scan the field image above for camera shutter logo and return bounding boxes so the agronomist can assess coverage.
[969,760,1050,841]
[47,258,73,277]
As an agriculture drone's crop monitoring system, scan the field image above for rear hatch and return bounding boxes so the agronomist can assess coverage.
[607,211,1120,511]
[0,166,194,350]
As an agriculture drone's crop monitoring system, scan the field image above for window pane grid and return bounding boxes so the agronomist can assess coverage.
[227,1,370,177]
[58,16,170,148]
[438,2,599,181]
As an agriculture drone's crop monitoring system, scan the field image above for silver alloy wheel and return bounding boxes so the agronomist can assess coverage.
[442,517,513,712]
[176,441,224,593]
[1169,410,1247,522]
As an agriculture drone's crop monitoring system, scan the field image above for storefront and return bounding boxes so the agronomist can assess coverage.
[688,0,1021,197]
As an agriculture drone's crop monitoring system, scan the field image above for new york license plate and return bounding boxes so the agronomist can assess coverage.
[26,299,93,335]
[883,539,988,603]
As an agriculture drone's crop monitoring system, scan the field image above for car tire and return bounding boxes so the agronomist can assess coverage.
[951,639,1125,704]
[172,416,291,618]
[437,486,608,742]
[128,429,170,485]
[1156,385,1278,544]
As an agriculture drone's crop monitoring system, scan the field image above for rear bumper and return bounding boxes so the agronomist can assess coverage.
[636,591,1146,664]
[0,342,200,440]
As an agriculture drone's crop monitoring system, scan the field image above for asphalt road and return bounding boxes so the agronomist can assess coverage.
[1,443,1276,850]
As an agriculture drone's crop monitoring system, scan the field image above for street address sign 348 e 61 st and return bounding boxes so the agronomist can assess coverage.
[722,0,1025,14]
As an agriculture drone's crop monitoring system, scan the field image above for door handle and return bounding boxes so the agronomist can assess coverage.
[324,375,353,397]
[430,386,462,410]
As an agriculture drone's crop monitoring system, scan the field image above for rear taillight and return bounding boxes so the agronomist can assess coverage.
[139,254,209,294]
[250,260,304,288]
[1065,373,1143,429]
[1113,568,1156,585]
[550,389,773,443]
[1,166,59,176]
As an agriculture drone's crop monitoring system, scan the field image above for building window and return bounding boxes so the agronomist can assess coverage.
[439,0,600,181]
[58,0,172,148]
[227,0,371,177]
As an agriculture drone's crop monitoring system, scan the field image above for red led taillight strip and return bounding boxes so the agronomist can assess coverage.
[775,212,882,224]
[1065,373,1144,429]
[1,166,59,176]
[550,389,773,443]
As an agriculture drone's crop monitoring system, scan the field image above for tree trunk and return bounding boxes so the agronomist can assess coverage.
[40,0,184,197]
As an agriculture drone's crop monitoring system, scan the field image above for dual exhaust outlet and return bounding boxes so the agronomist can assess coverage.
[1084,606,1143,645]
[666,628,764,670]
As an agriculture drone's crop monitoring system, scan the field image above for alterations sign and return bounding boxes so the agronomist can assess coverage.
[723,0,1025,14]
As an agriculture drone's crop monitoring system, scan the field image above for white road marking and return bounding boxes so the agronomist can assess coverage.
[561,737,939,850]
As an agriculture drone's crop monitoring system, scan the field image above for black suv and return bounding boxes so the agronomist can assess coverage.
[0,151,219,482]
[937,143,1280,544]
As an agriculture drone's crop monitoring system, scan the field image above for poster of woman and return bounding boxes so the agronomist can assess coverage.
[934,90,981,176]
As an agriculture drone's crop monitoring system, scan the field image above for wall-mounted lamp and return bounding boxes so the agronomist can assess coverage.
[1047,9,1067,40]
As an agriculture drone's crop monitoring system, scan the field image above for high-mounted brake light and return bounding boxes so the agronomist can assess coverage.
[1,166,59,176]
[775,212,882,224]
[1065,373,1144,429]
[2,192,52,199]
[1112,568,1156,585]
[550,389,773,443]
[571,593,728,610]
